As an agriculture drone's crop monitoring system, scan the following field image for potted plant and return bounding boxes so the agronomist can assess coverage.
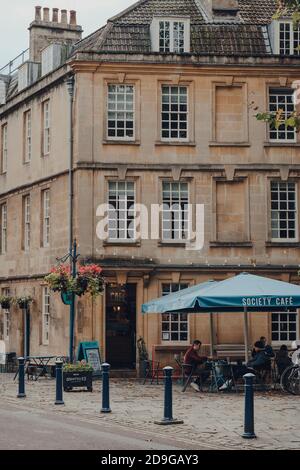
[0,295,13,309]
[63,361,93,392]
[15,295,33,309]
[137,337,149,379]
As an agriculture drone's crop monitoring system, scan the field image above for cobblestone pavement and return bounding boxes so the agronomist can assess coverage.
[0,374,299,450]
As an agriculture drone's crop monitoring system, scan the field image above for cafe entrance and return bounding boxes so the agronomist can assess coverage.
[105,284,137,369]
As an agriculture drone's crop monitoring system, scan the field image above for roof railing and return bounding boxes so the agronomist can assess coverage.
[0,48,29,76]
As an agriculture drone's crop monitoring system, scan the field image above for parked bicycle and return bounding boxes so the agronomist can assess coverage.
[280,341,300,395]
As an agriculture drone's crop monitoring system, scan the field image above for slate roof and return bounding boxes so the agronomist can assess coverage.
[73,0,279,57]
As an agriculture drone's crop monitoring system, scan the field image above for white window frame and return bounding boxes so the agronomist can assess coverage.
[1,124,7,174]
[161,85,189,142]
[42,100,50,155]
[151,17,190,53]
[107,84,135,141]
[274,20,300,55]
[271,311,299,346]
[270,181,298,242]
[268,88,296,143]
[108,181,136,241]
[42,286,50,346]
[42,189,50,247]
[2,288,10,341]
[24,110,32,163]
[161,283,189,344]
[23,195,31,251]
[0,203,7,255]
[162,181,189,241]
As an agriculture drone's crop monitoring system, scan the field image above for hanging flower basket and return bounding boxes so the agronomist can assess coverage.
[45,263,105,299]
[44,264,76,294]
[16,296,33,309]
[0,295,13,309]
[76,264,105,298]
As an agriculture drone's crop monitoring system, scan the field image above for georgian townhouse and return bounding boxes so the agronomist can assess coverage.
[0,0,299,371]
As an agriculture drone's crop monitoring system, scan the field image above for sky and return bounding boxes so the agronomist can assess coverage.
[0,0,135,67]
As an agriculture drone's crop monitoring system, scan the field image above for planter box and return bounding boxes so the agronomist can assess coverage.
[63,371,93,392]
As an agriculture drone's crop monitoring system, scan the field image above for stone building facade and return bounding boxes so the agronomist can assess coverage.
[0,1,300,370]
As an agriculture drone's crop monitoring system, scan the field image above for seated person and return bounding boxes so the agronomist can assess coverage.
[247,341,271,372]
[260,336,275,358]
[184,340,210,392]
[251,336,274,359]
[275,345,292,376]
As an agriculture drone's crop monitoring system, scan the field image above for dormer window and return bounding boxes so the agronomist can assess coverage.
[151,17,190,54]
[274,21,300,55]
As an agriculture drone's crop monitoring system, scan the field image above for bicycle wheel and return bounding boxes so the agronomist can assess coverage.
[288,367,300,395]
[280,365,299,394]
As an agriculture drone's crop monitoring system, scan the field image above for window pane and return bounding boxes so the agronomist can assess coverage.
[107,85,135,139]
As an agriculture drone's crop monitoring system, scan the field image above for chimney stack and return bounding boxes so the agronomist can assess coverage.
[61,9,68,25]
[52,8,59,23]
[35,6,42,21]
[70,10,77,26]
[29,6,83,62]
[201,0,239,20]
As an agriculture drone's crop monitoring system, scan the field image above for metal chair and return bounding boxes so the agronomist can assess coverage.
[210,361,238,393]
[174,358,206,392]
[142,360,162,385]
[6,352,17,373]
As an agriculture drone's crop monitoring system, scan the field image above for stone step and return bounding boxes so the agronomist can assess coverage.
[109,369,137,378]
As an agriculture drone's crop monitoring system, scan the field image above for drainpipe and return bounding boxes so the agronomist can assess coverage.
[66,75,75,361]
[66,75,75,254]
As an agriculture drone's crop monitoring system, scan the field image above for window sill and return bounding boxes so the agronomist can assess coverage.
[210,241,253,248]
[103,240,141,247]
[103,140,140,146]
[266,241,300,247]
[154,344,190,352]
[155,141,196,147]
[264,142,299,147]
[158,240,188,247]
[209,142,251,147]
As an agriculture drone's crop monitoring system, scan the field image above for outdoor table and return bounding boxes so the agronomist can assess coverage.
[14,356,56,381]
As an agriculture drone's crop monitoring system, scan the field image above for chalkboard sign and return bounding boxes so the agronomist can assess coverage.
[77,341,102,377]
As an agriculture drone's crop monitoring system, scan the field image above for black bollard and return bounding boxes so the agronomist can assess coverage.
[101,363,111,413]
[155,366,184,425]
[17,357,26,398]
[55,359,64,405]
[242,373,257,439]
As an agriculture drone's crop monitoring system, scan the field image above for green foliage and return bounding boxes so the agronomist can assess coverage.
[274,1,300,25]
[0,295,13,308]
[137,337,149,361]
[63,361,93,372]
[15,296,33,308]
[255,109,300,132]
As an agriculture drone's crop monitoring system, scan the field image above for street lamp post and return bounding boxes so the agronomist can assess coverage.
[56,239,80,363]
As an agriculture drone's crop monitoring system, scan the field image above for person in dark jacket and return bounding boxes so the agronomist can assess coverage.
[275,345,292,376]
[260,336,275,358]
[247,341,271,371]
[184,340,209,392]
[251,336,275,359]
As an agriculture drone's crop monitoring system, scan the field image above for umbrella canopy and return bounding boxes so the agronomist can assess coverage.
[191,272,300,312]
[142,272,300,361]
[142,273,300,314]
[141,280,217,314]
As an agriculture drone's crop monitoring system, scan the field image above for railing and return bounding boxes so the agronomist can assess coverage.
[0,48,29,76]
